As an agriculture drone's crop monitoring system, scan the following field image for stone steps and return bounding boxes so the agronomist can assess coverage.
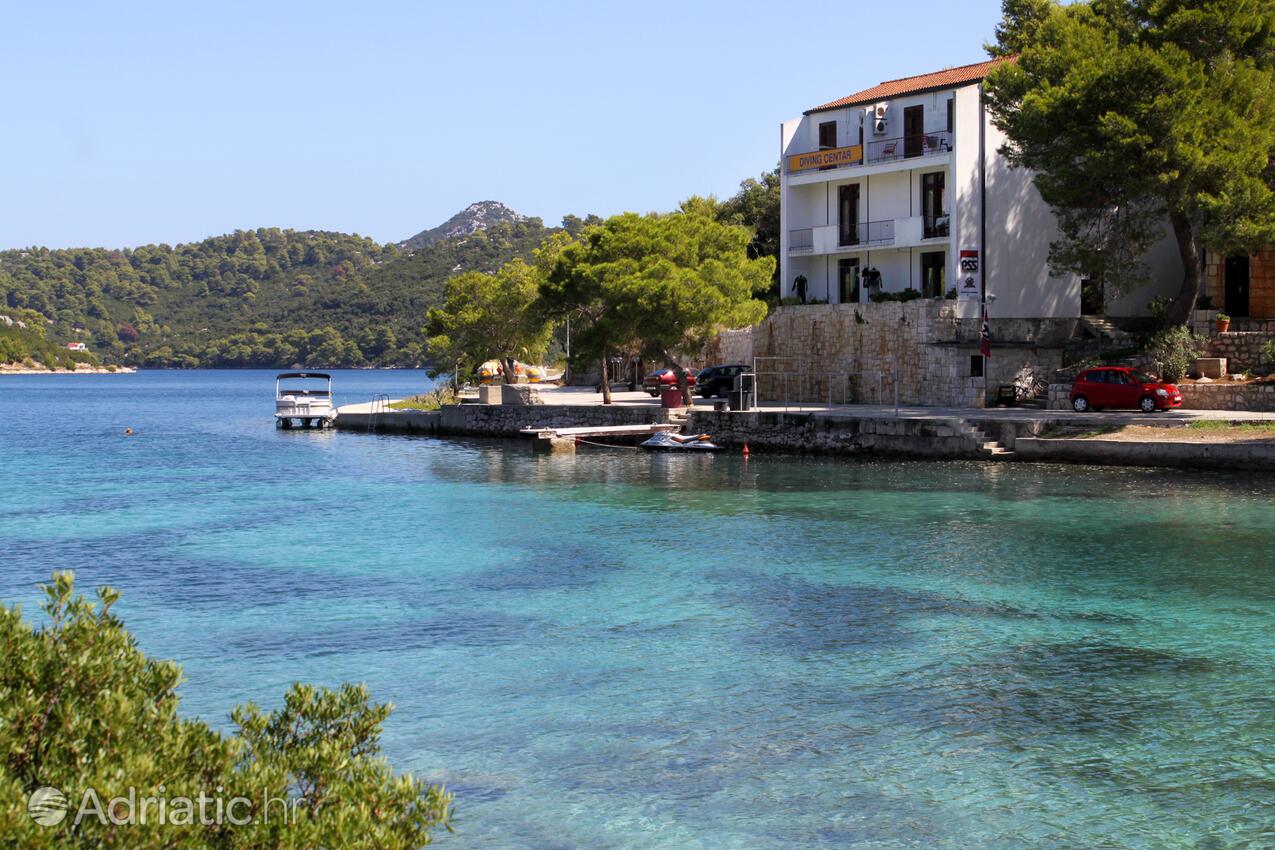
[1081,316,1134,344]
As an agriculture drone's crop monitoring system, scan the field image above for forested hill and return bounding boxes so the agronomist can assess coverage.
[0,217,554,368]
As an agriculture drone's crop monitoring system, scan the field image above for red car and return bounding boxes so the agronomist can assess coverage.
[1069,366,1182,413]
[643,368,697,397]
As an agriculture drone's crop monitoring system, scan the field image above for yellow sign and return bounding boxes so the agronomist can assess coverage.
[787,144,862,173]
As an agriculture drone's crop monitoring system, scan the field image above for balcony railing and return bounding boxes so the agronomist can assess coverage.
[789,228,813,252]
[787,129,953,174]
[865,129,953,164]
[838,219,895,247]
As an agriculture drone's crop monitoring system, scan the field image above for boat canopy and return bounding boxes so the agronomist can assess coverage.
[276,372,332,381]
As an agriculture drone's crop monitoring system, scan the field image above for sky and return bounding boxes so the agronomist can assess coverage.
[1,0,1006,249]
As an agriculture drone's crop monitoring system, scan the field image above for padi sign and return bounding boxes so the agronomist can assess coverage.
[958,249,981,301]
[787,145,862,173]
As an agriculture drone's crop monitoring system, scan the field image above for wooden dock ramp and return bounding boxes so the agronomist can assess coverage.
[521,423,678,453]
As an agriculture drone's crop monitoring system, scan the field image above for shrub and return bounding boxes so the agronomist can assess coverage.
[0,572,453,848]
[1144,326,1200,382]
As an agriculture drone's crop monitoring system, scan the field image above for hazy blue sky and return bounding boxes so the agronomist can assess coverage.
[2,0,1005,249]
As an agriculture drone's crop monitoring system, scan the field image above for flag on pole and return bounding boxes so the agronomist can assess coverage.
[980,304,991,358]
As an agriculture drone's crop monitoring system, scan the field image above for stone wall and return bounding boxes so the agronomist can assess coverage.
[751,301,1066,407]
[700,327,754,367]
[1203,332,1274,372]
[338,403,672,436]
[685,409,986,457]
[1178,382,1275,411]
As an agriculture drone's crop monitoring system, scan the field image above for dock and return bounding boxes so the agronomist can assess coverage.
[521,422,678,452]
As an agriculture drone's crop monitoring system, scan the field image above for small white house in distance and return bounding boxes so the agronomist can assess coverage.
[779,58,1181,319]
[66,342,87,352]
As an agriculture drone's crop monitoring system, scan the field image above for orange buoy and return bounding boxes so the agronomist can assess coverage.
[742,442,750,457]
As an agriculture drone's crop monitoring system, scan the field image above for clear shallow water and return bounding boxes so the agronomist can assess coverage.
[2,370,1274,849]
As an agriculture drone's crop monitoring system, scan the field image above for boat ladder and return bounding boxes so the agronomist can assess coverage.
[368,394,391,433]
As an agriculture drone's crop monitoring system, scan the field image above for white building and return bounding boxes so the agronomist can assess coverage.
[780,58,1182,319]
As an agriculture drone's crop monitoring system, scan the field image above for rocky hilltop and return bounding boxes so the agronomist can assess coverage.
[398,201,527,250]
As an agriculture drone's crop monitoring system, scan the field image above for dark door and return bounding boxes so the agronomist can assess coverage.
[904,105,924,158]
[1225,255,1250,318]
[838,184,860,245]
[921,172,945,237]
[920,252,945,298]
[838,258,860,304]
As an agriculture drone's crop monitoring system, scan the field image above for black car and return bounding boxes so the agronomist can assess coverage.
[695,364,749,398]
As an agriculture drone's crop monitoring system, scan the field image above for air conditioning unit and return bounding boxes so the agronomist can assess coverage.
[872,103,888,135]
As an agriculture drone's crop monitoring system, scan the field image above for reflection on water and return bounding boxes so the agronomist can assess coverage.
[2,371,1274,849]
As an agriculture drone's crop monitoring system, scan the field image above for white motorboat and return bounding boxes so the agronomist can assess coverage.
[275,372,337,429]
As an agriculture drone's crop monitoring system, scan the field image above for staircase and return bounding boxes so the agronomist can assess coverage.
[667,407,691,431]
[1081,316,1133,345]
[960,422,1016,459]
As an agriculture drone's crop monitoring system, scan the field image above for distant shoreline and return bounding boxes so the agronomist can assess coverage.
[0,365,136,375]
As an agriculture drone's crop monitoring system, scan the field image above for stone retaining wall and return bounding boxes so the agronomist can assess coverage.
[685,410,986,457]
[1203,332,1274,372]
[1014,437,1275,471]
[1177,382,1275,411]
[752,301,1065,408]
[337,403,672,436]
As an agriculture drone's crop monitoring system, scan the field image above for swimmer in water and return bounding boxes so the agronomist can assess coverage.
[123,428,134,436]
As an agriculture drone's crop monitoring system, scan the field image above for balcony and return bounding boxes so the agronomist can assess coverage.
[786,129,952,175]
[789,220,895,254]
[788,214,948,255]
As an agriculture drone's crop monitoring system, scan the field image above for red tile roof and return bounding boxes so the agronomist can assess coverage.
[805,57,1014,114]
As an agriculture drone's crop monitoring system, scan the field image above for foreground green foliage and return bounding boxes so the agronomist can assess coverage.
[985,0,1275,325]
[1,220,554,367]
[0,573,452,848]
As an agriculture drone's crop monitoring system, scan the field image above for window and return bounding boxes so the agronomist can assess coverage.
[922,172,947,237]
[947,98,954,134]
[920,252,946,298]
[970,355,984,378]
[838,258,860,304]
[819,121,837,171]
[818,121,837,149]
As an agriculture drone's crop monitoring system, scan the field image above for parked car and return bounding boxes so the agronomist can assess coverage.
[643,368,697,397]
[695,364,749,398]
[1069,366,1182,413]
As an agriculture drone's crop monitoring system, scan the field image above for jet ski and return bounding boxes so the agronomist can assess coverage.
[640,432,722,452]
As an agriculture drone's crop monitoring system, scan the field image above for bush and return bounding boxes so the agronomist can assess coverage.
[1145,326,1200,382]
[0,572,453,848]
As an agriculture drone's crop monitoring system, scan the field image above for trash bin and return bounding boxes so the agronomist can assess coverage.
[660,386,685,408]
[729,373,756,411]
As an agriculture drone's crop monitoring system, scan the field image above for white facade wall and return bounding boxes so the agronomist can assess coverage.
[780,77,1186,320]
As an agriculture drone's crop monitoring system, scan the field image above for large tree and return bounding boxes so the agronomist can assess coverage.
[425,257,554,384]
[984,0,1275,325]
[543,201,772,404]
[716,169,782,299]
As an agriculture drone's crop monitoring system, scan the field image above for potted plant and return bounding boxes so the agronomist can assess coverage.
[1216,312,1231,333]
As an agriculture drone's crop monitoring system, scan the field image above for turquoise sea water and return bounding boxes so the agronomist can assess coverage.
[2,370,1274,849]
